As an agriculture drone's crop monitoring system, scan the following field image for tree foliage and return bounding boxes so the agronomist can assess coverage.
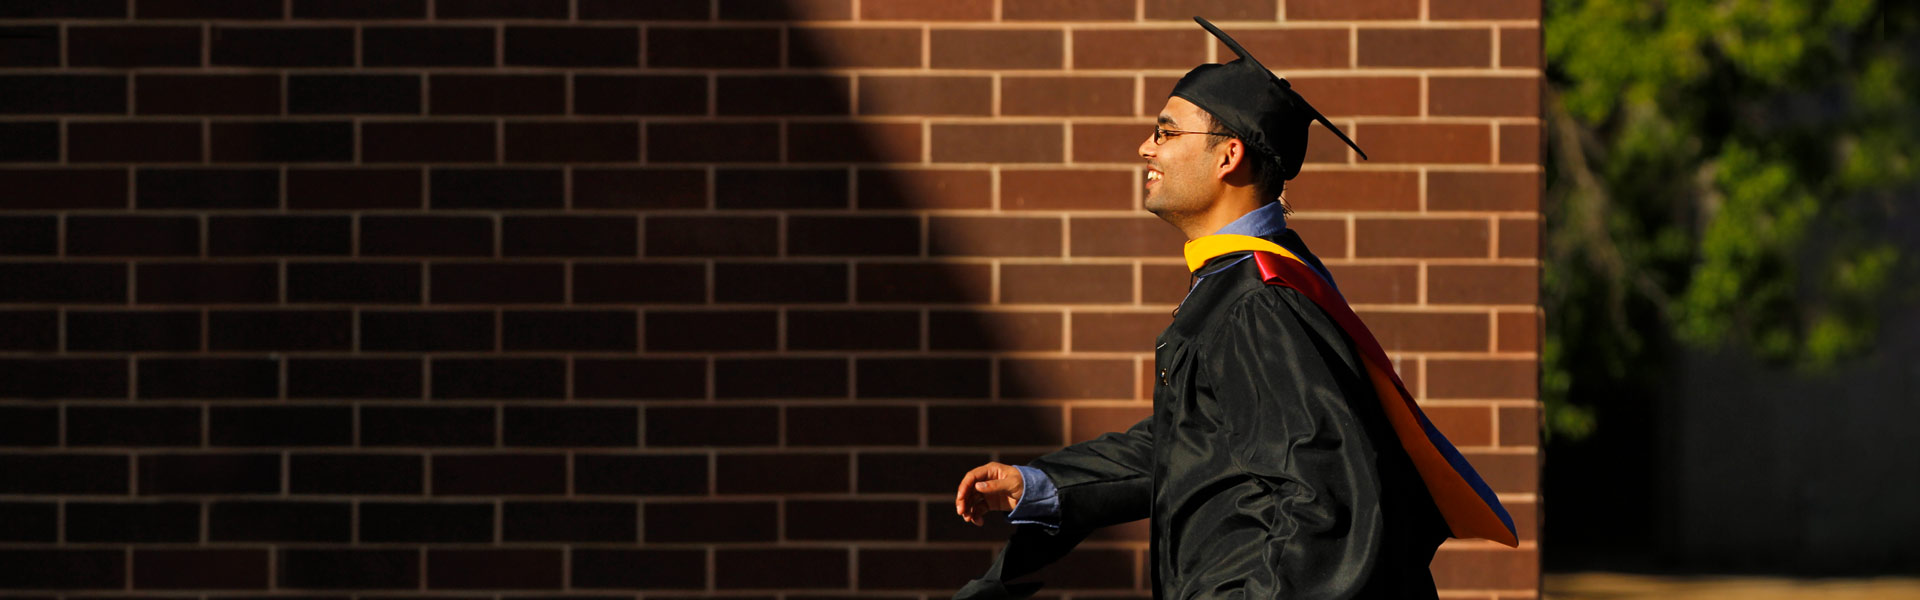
[1543,0,1915,439]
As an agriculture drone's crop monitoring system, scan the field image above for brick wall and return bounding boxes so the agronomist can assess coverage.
[0,0,1541,597]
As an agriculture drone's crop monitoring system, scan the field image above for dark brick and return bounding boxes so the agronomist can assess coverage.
[717,75,851,116]
[66,216,198,257]
[278,549,418,590]
[287,262,422,304]
[0,215,55,255]
[788,310,919,350]
[0,310,56,351]
[646,122,780,163]
[211,26,353,67]
[504,501,635,542]
[644,215,778,257]
[860,548,1010,591]
[289,355,426,398]
[858,357,990,399]
[210,405,352,447]
[136,262,277,304]
[575,453,706,495]
[362,405,495,447]
[505,122,641,163]
[855,263,993,304]
[210,215,352,256]
[432,168,563,209]
[0,502,55,542]
[504,406,637,447]
[573,168,706,209]
[426,549,561,590]
[644,310,776,351]
[715,549,847,590]
[67,405,201,447]
[294,0,426,19]
[502,216,637,256]
[209,310,351,351]
[713,262,847,304]
[646,502,775,543]
[364,26,495,67]
[69,26,200,67]
[506,26,639,67]
[137,168,278,210]
[431,358,565,400]
[572,262,705,304]
[139,453,280,495]
[66,310,200,351]
[437,0,567,18]
[360,216,492,257]
[0,169,127,210]
[573,358,706,399]
[0,454,128,494]
[0,26,56,67]
[432,454,565,495]
[788,405,919,447]
[290,75,421,115]
[645,405,777,447]
[856,452,988,494]
[137,75,278,116]
[715,168,850,209]
[429,74,562,116]
[0,550,124,588]
[787,500,917,541]
[359,502,492,543]
[211,121,354,163]
[929,405,1064,446]
[0,121,57,162]
[132,549,269,589]
[137,357,279,399]
[574,75,707,115]
[68,121,200,163]
[364,122,497,163]
[209,501,350,542]
[716,453,848,494]
[0,75,126,114]
[502,310,636,351]
[360,310,495,352]
[0,358,126,398]
[288,168,422,210]
[430,262,564,304]
[572,549,704,590]
[0,405,56,447]
[0,1,124,17]
[650,27,780,68]
[714,358,849,398]
[289,454,422,494]
[137,0,283,19]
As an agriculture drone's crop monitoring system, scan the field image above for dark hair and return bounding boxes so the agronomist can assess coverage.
[1204,113,1290,214]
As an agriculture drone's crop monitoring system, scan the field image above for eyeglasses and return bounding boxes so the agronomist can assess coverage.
[1152,127,1235,145]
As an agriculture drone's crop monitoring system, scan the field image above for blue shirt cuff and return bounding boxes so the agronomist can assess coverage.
[1006,465,1060,529]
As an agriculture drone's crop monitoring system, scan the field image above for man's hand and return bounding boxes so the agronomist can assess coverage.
[954,461,1025,526]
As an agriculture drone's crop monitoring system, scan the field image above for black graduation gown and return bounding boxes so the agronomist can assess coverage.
[956,229,1450,599]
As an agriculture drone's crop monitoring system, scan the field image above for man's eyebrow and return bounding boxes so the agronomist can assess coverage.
[1157,114,1175,126]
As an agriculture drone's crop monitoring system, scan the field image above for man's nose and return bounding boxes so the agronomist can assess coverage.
[1138,134,1156,159]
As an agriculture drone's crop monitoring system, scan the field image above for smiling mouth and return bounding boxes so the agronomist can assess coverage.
[1146,169,1163,185]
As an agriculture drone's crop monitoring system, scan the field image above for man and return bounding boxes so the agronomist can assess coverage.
[950,18,1517,599]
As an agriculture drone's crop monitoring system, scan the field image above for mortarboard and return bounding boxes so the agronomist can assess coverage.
[1170,16,1367,180]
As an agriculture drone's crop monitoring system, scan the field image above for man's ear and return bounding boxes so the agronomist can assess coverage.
[1215,138,1245,180]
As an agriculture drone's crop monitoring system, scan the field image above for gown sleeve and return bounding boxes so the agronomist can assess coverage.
[1025,415,1155,531]
[1203,285,1389,598]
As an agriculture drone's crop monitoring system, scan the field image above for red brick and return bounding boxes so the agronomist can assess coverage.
[1429,264,1538,305]
[859,169,992,209]
[577,0,706,19]
[1001,358,1133,399]
[931,124,1064,164]
[574,74,706,116]
[1003,76,1134,116]
[362,26,493,67]
[1286,0,1418,19]
[429,359,565,400]
[1071,311,1168,351]
[648,27,778,69]
[858,75,992,116]
[1144,0,1276,18]
[929,310,1063,352]
[1306,122,1357,165]
[645,310,777,352]
[1433,0,1540,20]
[0,169,126,210]
[362,121,494,163]
[69,121,202,163]
[713,261,847,304]
[716,168,850,210]
[1499,404,1540,447]
[1356,310,1489,352]
[572,549,704,589]
[645,502,776,543]
[69,26,201,67]
[1073,29,1207,70]
[1431,76,1540,117]
[289,168,421,210]
[788,215,920,257]
[1287,169,1418,212]
[1461,450,1538,494]
[859,548,996,591]
[720,0,852,20]
[1497,310,1539,353]
[1071,122,1153,164]
[1428,171,1539,212]
[789,500,918,541]
[210,26,354,67]
[574,168,706,209]
[788,406,920,447]
[1355,217,1488,258]
[133,549,269,590]
[430,74,563,115]
[426,549,562,590]
[860,0,991,20]
[136,74,278,115]
[431,168,563,209]
[138,0,282,19]
[857,451,990,494]
[1000,264,1131,304]
[1421,404,1494,447]
[1069,405,1151,444]
[648,122,779,163]
[717,75,852,116]
[1289,217,1349,258]
[1283,76,1420,118]
[1499,217,1538,259]
[1359,28,1493,68]
[1501,123,1543,165]
[501,310,637,352]
[1004,0,1135,20]
[789,121,923,163]
[1358,123,1492,164]
[1326,264,1418,305]
[716,454,850,494]
[931,29,1064,70]
[788,310,919,351]
[1501,27,1542,68]
[1428,359,1535,399]
[1431,547,1538,590]
[790,27,922,68]
[646,406,776,447]
[574,358,705,400]
[1001,169,1136,211]
[1210,29,1351,70]
[211,121,354,163]
[929,405,1064,447]
[509,121,640,163]
[429,263,563,304]
[716,548,848,590]
[1142,263,1191,304]
[929,216,1062,257]
[645,215,778,257]
[858,358,990,399]
[855,263,992,304]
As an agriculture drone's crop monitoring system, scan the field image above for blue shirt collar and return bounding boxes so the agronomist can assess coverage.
[1209,201,1288,239]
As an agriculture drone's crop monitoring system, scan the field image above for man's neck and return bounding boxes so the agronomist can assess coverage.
[1175,190,1266,240]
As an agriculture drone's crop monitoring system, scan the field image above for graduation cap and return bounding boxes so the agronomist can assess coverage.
[1171,16,1366,180]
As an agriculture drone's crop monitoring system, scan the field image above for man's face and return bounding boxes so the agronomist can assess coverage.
[1139,96,1227,220]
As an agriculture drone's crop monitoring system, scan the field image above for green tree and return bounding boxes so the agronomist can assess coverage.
[1543,0,1914,439]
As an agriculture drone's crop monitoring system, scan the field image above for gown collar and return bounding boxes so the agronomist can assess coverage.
[1182,202,1292,272]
